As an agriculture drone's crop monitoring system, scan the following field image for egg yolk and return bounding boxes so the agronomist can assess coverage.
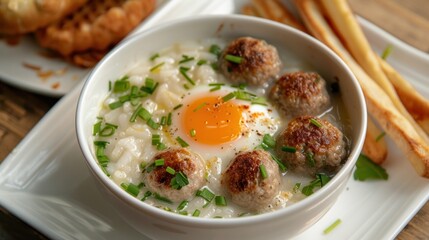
[183,95,243,145]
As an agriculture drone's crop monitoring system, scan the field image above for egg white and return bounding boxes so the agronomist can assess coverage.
[170,85,281,170]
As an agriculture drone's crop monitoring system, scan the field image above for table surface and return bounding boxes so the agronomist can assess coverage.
[1,0,429,239]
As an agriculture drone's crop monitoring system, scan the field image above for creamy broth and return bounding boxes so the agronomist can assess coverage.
[93,37,351,218]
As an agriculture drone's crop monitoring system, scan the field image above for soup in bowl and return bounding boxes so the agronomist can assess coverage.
[76,15,366,240]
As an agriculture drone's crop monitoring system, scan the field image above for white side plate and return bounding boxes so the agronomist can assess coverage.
[0,0,428,239]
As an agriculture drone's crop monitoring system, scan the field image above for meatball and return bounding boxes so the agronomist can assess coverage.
[270,71,330,118]
[222,150,281,210]
[219,37,281,86]
[144,148,205,202]
[275,116,347,176]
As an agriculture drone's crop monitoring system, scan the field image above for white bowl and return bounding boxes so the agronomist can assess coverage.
[76,15,366,240]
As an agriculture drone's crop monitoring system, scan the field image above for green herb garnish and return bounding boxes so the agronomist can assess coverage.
[310,118,322,128]
[209,44,222,57]
[170,172,189,190]
[176,136,189,147]
[375,132,386,142]
[301,173,331,196]
[215,196,227,206]
[121,182,140,197]
[150,62,165,72]
[259,164,268,179]
[353,154,388,181]
[225,54,243,64]
[381,45,393,60]
[179,66,196,85]
[323,219,342,234]
[196,188,215,202]
[281,145,296,153]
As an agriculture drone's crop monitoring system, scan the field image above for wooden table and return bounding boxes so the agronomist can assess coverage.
[0,0,428,239]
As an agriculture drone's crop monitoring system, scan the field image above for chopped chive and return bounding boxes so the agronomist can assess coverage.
[210,86,221,92]
[167,112,172,125]
[317,173,331,187]
[235,90,254,101]
[150,53,160,61]
[154,193,173,204]
[108,101,123,110]
[93,121,102,136]
[251,97,268,106]
[146,162,156,173]
[196,188,215,202]
[179,55,195,64]
[209,44,222,57]
[381,45,393,60]
[160,116,167,125]
[225,54,243,64]
[173,104,183,110]
[270,153,287,172]
[140,162,147,171]
[179,66,196,85]
[323,219,342,234]
[193,102,206,112]
[310,118,323,128]
[99,123,118,137]
[259,164,268,179]
[138,182,145,188]
[150,62,165,72]
[113,76,130,93]
[197,59,207,65]
[141,191,152,201]
[177,200,188,211]
[183,84,191,90]
[222,92,236,102]
[138,106,152,121]
[281,146,296,153]
[154,158,165,167]
[178,211,188,216]
[232,83,247,90]
[305,151,316,167]
[157,142,167,150]
[211,62,219,71]
[170,172,189,190]
[215,196,227,206]
[192,209,201,217]
[176,136,189,147]
[121,183,140,197]
[262,134,276,149]
[208,83,225,86]
[375,132,386,142]
[141,78,159,94]
[166,166,176,175]
[152,134,161,145]
[293,182,301,193]
[190,129,196,137]
[147,118,160,130]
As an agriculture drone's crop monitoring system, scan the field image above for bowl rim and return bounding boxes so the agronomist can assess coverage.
[76,14,367,227]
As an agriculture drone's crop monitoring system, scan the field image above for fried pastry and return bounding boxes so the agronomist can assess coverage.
[35,0,156,60]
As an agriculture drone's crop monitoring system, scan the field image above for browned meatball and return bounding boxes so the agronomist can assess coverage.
[222,150,281,210]
[270,71,330,118]
[144,148,205,202]
[275,116,347,176]
[219,37,281,86]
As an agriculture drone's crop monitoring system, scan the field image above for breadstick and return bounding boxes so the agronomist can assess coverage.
[378,57,429,133]
[251,0,307,32]
[240,0,387,165]
[319,0,429,142]
[241,4,259,17]
[295,0,429,177]
[362,116,388,164]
